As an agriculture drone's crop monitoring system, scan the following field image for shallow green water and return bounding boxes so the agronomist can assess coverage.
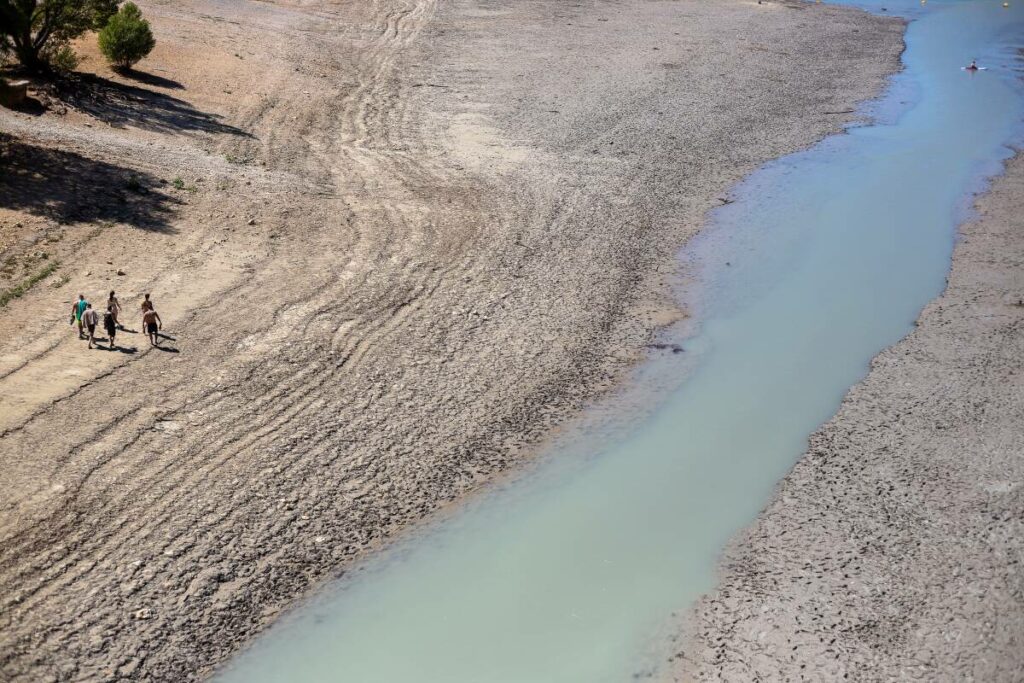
[218,2,1024,681]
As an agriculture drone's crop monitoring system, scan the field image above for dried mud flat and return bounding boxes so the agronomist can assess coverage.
[674,153,1024,681]
[1,0,902,680]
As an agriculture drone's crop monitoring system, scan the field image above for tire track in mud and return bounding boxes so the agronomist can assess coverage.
[0,0,487,678]
[1,0,544,675]
[0,0,905,680]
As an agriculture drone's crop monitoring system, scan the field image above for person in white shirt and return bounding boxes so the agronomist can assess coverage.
[81,303,99,349]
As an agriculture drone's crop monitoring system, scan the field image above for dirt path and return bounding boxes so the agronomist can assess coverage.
[674,153,1024,680]
[0,0,902,680]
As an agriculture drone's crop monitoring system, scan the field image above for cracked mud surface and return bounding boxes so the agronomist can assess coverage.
[674,154,1024,681]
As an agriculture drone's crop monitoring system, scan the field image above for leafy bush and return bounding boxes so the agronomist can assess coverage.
[0,0,116,71]
[43,44,79,72]
[97,2,154,70]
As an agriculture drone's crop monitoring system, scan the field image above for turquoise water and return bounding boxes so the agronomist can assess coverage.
[218,2,1024,681]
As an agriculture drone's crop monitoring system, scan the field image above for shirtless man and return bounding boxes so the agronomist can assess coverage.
[81,303,99,349]
[142,307,162,346]
[141,292,153,313]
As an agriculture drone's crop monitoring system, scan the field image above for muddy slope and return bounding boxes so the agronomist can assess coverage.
[0,0,902,680]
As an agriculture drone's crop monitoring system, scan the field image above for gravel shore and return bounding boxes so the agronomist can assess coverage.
[674,152,1024,680]
[0,1,902,680]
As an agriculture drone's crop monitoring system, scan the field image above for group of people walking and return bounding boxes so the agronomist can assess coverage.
[71,291,162,350]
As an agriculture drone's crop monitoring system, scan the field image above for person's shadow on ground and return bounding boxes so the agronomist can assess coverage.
[153,345,180,353]
[95,337,138,354]
[150,332,179,352]
[110,345,139,354]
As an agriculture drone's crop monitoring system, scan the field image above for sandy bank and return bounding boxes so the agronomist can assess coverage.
[0,1,901,680]
[674,152,1024,680]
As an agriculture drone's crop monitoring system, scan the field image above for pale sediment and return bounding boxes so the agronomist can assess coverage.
[673,153,1024,680]
[0,1,902,680]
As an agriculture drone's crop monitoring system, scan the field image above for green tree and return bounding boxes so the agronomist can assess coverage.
[97,1,152,70]
[0,0,116,71]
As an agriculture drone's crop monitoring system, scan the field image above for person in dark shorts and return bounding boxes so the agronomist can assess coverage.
[142,307,162,346]
[81,303,99,349]
[108,291,122,329]
[104,305,118,350]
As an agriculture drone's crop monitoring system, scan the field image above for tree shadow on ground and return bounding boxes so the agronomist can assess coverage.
[0,134,179,232]
[56,73,251,137]
[2,96,47,116]
[118,69,185,91]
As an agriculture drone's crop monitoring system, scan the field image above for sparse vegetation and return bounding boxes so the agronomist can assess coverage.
[44,43,79,72]
[0,260,60,308]
[97,2,155,70]
[0,0,116,72]
[51,272,70,288]
[171,175,198,192]
[0,256,17,279]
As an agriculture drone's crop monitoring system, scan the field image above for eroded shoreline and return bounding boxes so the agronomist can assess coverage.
[674,151,1024,680]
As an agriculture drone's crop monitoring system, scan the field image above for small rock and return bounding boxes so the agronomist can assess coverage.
[247,218,256,226]
[116,269,126,276]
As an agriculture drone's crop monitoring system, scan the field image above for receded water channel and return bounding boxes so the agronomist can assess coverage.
[218,2,1024,680]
